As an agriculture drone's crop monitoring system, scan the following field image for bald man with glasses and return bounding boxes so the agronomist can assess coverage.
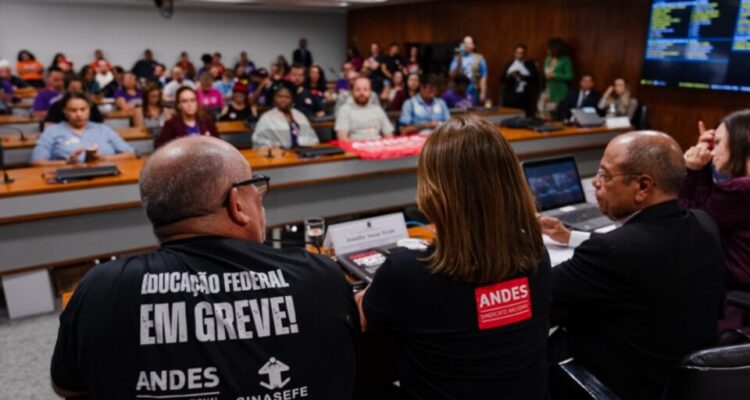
[542,131,725,400]
[51,136,357,400]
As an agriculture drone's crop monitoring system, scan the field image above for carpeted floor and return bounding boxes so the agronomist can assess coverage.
[0,312,61,399]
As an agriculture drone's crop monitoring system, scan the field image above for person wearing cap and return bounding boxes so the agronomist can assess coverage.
[219,83,257,122]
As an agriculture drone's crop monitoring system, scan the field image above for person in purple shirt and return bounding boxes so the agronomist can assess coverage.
[0,74,13,114]
[681,111,750,336]
[33,67,65,119]
[114,72,143,109]
[441,74,474,110]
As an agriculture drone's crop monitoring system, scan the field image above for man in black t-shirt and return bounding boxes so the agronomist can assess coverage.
[289,63,323,119]
[51,136,357,400]
[380,42,404,83]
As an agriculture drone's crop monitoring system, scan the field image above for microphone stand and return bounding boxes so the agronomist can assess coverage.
[0,140,13,184]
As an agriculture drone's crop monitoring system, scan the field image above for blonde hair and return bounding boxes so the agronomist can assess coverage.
[417,116,544,284]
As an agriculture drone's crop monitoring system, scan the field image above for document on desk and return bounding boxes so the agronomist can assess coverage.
[543,235,574,267]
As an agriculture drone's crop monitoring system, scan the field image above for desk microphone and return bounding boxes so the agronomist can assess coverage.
[0,140,14,184]
[265,147,274,158]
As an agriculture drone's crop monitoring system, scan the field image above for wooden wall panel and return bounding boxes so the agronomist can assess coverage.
[347,0,750,150]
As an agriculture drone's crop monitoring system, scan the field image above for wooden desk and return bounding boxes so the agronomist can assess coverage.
[14,88,37,99]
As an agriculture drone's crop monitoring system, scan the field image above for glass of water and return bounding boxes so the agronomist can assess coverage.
[304,217,325,248]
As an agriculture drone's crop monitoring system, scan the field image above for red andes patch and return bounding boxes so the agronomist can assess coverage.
[474,277,532,330]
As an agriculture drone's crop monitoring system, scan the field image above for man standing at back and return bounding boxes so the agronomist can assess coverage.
[542,131,725,399]
[449,35,488,105]
[51,136,357,399]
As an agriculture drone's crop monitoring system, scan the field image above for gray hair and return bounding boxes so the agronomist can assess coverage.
[619,131,686,195]
[140,137,242,227]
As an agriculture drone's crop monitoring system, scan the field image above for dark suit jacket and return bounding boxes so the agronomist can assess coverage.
[155,115,219,148]
[552,200,725,400]
[556,89,602,120]
[292,48,313,68]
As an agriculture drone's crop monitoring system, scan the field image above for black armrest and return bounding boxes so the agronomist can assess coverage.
[554,358,621,400]
[726,291,750,312]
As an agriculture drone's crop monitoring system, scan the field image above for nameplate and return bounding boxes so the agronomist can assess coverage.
[324,213,408,255]
[605,117,631,129]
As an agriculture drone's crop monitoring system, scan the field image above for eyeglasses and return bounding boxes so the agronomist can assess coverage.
[223,174,270,206]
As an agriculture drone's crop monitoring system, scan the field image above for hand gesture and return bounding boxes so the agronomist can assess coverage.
[540,216,571,245]
[604,86,614,97]
[684,144,712,171]
[697,120,715,149]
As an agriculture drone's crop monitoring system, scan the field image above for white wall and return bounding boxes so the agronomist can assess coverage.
[0,1,346,76]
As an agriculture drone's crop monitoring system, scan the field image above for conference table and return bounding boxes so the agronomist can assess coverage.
[0,121,629,318]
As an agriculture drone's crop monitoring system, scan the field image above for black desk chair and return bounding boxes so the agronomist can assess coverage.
[552,290,750,400]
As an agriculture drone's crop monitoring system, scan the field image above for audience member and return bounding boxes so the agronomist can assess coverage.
[88,49,110,72]
[196,72,224,113]
[100,65,123,98]
[132,49,158,80]
[114,71,143,111]
[598,78,638,119]
[32,92,135,166]
[335,77,394,141]
[449,36,488,104]
[346,46,364,71]
[163,66,196,101]
[211,52,226,79]
[176,51,196,79]
[381,42,404,83]
[293,38,314,68]
[557,73,602,121]
[146,63,167,88]
[356,116,550,399]
[0,61,15,114]
[681,113,750,336]
[500,44,538,115]
[50,52,73,73]
[542,131,725,400]
[219,83,256,122]
[252,86,319,149]
[335,62,354,93]
[44,75,104,127]
[140,84,172,141]
[381,70,404,104]
[306,64,327,97]
[388,72,419,112]
[156,86,219,148]
[275,55,291,79]
[197,53,213,78]
[79,65,100,94]
[289,63,323,119]
[16,49,44,87]
[538,37,573,118]
[94,59,114,92]
[442,74,473,110]
[32,67,65,118]
[51,135,357,399]
[364,43,385,94]
[399,74,450,135]
[334,70,381,114]
[405,45,421,75]
[0,59,25,88]
[234,64,249,86]
[213,69,236,97]
[235,50,255,76]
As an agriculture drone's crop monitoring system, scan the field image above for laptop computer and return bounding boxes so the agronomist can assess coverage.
[571,108,605,127]
[522,156,612,232]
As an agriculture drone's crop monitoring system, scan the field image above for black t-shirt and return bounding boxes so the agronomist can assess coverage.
[383,55,403,75]
[52,236,357,400]
[219,104,256,122]
[363,248,551,400]
[293,86,322,119]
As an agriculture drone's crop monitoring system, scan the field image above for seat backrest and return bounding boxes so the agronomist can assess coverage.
[315,125,334,143]
[661,343,750,400]
[632,103,648,130]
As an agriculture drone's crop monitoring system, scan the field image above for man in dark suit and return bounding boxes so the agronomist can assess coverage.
[541,131,725,400]
[292,38,313,68]
[556,73,601,121]
[500,44,538,116]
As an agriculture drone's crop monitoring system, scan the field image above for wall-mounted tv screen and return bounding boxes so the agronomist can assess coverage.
[641,0,750,92]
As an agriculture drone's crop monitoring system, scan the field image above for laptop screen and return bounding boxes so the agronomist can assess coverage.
[522,157,586,211]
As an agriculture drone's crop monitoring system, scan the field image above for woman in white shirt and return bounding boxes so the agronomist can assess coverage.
[252,86,319,149]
